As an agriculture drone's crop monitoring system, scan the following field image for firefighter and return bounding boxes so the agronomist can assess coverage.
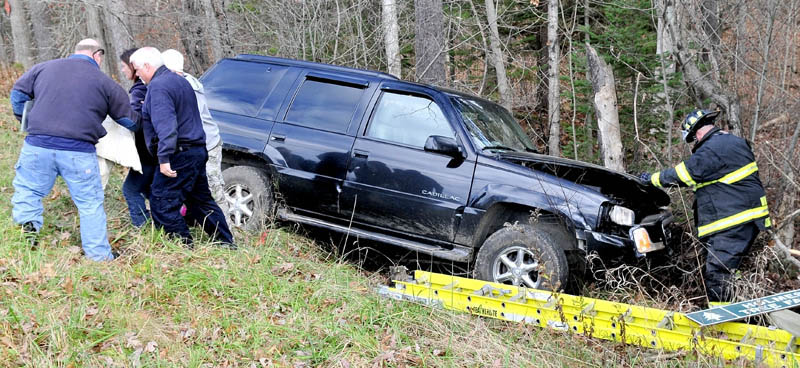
[640,109,771,305]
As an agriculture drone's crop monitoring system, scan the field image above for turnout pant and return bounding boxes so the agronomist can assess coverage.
[150,146,233,246]
[704,222,759,302]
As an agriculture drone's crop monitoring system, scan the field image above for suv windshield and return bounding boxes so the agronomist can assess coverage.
[452,96,536,152]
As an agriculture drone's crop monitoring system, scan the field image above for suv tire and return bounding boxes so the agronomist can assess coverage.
[474,224,568,291]
[222,166,273,232]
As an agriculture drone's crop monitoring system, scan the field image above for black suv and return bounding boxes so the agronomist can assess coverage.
[201,54,674,289]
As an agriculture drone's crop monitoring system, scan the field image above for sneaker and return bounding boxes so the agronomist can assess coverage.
[21,222,38,249]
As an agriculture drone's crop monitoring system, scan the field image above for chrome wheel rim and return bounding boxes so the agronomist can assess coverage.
[225,183,254,227]
[492,245,541,288]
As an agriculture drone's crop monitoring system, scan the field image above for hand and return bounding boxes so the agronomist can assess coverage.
[160,163,177,178]
[639,172,651,184]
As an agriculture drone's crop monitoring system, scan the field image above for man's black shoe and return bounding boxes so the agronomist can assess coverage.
[111,250,120,259]
[21,222,38,249]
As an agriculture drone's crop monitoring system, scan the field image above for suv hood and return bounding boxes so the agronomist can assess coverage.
[495,151,670,210]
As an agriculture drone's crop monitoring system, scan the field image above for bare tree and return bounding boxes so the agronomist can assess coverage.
[485,0,511,112]
[102,0,133,82]
[29,0,56,62]
[414,0,447,86]
[654,0,676,162]
[663,0,743,136]
[546,0,561,156]
[382,0,401,78]
[586,43,624,171]
[8,0,34,68]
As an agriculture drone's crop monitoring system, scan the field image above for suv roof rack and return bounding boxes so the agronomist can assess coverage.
[235,54,400,81]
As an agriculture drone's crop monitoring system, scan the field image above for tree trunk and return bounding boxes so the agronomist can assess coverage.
[84,0,114,77]
[664,0,743,136]
[180,0,211,74]
[414,0,447,86]
[586,43,624,172]
[8,0,34,68]
[655,0,676,162]
[200,0,224,62]
[29,0,56,62]
[103,0,133,83]
[546,0,561,156]
[485,0,512,112]
[382,0,401,78]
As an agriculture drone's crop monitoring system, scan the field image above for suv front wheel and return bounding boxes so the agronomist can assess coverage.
[474,224,568,291]
[222,166,273,231]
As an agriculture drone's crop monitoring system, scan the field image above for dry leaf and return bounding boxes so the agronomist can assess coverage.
[58,232,71,241]
[63,277,73,294]
[84,306,99,319]
[250,254,262,264]
[432,349,445,356]
[144,341,157,353]
[67,246,82,254]
[271,263,294,275]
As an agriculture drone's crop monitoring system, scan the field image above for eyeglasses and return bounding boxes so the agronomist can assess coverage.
[92,48,105,58]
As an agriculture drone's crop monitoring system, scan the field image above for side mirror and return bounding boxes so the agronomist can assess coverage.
[424,135,464,159]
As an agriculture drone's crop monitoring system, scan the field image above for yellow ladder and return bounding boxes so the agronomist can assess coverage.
[379,270,800,367]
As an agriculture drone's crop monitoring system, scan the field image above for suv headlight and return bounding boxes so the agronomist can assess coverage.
[609,205,635,226]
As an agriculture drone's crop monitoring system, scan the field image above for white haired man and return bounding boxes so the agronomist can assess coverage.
[161,49,228,223]
[130,47,234,248]
[9,38,137,260]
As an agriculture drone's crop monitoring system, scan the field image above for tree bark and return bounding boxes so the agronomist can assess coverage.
[586,43,624,172]
[414,0,447,86]
[485,0,512,112]
[180,0,211,73]
[29,0,56,62]
[103,0,133,83]
[382,0,401,78]
[546,0,561,156]
[84,0,114,77]
[8,0,34,68]
[200,0,225,62]
[655,0,675,162]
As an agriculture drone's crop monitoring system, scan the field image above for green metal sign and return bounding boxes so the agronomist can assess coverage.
[686,289,800,326]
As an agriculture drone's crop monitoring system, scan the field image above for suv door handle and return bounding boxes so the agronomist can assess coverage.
[270,134,286,142]
[353,150,369,159]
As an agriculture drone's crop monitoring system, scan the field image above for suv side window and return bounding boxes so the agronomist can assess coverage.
[202,59,286,117]
[285,78,365,133]
[366,91,454,148]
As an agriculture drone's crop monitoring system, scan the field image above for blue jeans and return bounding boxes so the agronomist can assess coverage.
[122,164,156,227]
[11,142,114,261]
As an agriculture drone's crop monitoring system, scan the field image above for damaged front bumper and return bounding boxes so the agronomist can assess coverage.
[580,211,675,258]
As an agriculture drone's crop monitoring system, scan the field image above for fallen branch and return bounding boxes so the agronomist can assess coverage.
[770,231,800,269]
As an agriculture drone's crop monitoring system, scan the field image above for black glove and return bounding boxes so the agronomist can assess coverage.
[639,172,652,184]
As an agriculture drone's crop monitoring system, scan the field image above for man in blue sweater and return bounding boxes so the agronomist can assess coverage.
[129,47,234,248]
[10,38,137,261]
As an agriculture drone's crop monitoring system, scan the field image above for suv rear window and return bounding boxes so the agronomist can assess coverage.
[202,59,286,117]
[285,78,365,133]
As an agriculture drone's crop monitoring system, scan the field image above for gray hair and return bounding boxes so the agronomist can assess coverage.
[74,38,102,54]
[161,49,185,73]
[130,47,164,70]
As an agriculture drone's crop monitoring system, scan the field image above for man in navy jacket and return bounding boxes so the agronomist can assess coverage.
[129,47,234,248]
[641,109,771,304]
[9,38,137,261]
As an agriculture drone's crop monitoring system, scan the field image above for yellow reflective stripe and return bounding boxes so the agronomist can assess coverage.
[760,195,767,206]
[697,205,770,237]
[765,217,772,227]
[695,162,758,190]
[675,162,696,187]
[651,172,662,187]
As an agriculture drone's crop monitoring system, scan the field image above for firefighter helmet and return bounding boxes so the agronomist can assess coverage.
[681,109,719,143]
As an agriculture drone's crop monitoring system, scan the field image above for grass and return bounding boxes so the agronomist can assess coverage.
[0,98,738,367]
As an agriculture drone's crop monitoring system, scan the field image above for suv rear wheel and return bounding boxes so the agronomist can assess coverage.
[474,224,568,290]
[222,166,273,231]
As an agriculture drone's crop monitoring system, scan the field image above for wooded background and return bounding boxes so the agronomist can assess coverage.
[1,0,798,248]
